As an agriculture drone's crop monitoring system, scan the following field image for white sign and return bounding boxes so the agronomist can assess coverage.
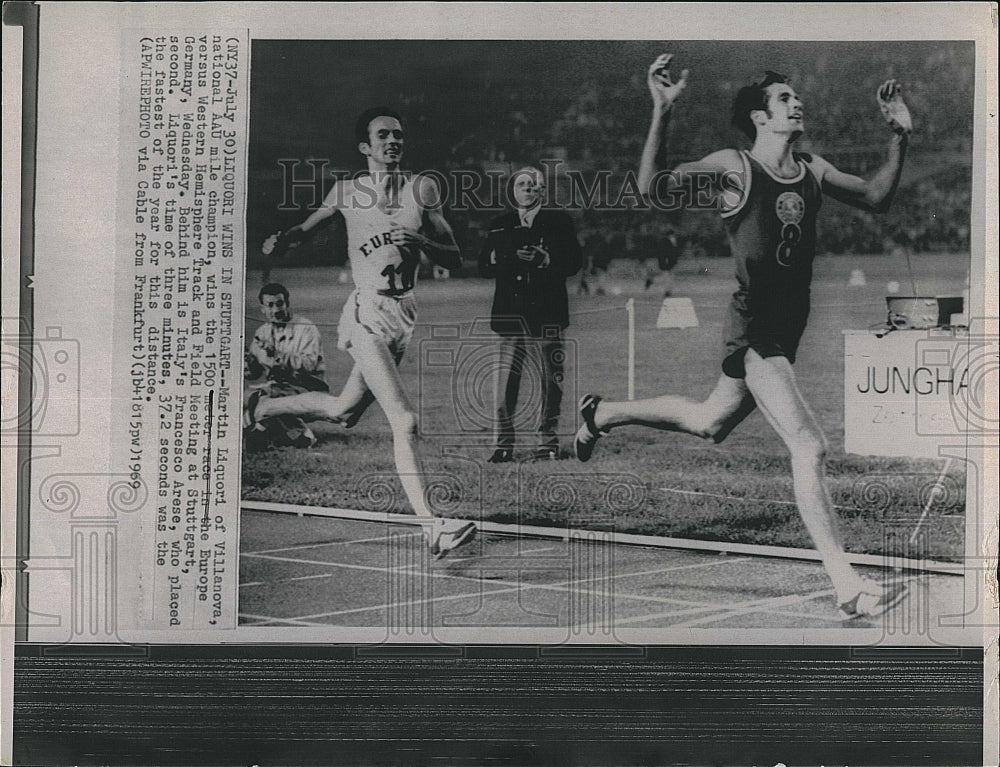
[656,297,699,328]
[843,329,980,458]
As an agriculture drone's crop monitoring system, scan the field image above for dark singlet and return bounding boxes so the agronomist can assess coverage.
[720,150,823,378]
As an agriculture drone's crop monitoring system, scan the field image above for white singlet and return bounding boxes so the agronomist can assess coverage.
[336,173,423,357]
[340,173,423,298]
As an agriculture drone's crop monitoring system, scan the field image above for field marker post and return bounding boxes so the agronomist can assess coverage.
[626,298,635,399]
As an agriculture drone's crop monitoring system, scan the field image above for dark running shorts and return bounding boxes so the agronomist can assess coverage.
[721,296,807,379]
[722,340,799,379]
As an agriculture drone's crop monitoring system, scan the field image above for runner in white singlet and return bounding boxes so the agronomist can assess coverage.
[251,107,476,559]
[335,173,422,359]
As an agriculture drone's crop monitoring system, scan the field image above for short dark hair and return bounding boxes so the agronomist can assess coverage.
[355,106,402,145]
[732,70,789,140]
[258,282,289,304]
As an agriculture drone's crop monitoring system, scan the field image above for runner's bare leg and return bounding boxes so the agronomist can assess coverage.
[253,365,376,424]
[742,349,871,601]
[329,365,378,424]
[591,374,756,442]
[346,331,434,522]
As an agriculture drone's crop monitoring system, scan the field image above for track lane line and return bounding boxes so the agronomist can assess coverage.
[238,612,322,626]
[240,521,915,627]
[245,532,420,557]
[637,587,845,629]
[242,500,961,575]
[266,557,802,624]
[244,535,789,623]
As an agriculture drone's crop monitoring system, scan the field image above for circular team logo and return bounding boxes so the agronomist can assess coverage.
[775,191,805,267]
[775,191,805,225]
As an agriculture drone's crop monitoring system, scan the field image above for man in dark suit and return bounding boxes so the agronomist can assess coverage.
[478,167,583,462]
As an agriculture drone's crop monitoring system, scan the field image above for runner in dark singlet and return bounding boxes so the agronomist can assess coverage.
[721,149,823,377]
[574,57,913,620]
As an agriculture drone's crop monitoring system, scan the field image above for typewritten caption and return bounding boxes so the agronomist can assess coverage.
[115,32,247,630]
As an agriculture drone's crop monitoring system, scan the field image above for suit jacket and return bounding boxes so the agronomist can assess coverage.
[478,208,583,336]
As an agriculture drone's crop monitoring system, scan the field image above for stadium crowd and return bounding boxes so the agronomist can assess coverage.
[250,43,972,272]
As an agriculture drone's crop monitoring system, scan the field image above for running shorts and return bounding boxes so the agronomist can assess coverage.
[337,289,417,360]
[721,292,809,379]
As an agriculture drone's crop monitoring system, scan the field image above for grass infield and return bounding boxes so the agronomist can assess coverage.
[242,253,968,562]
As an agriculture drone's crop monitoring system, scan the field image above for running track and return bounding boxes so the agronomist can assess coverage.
[239,510,965,632]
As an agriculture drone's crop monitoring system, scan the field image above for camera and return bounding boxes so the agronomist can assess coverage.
[913,325,998,439]
[1,319,81,437]
[498,225,545,270]
[506,225,537,252]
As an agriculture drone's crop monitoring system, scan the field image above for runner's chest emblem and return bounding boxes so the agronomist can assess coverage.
[775,191,805,226]
[774,191,805,267]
